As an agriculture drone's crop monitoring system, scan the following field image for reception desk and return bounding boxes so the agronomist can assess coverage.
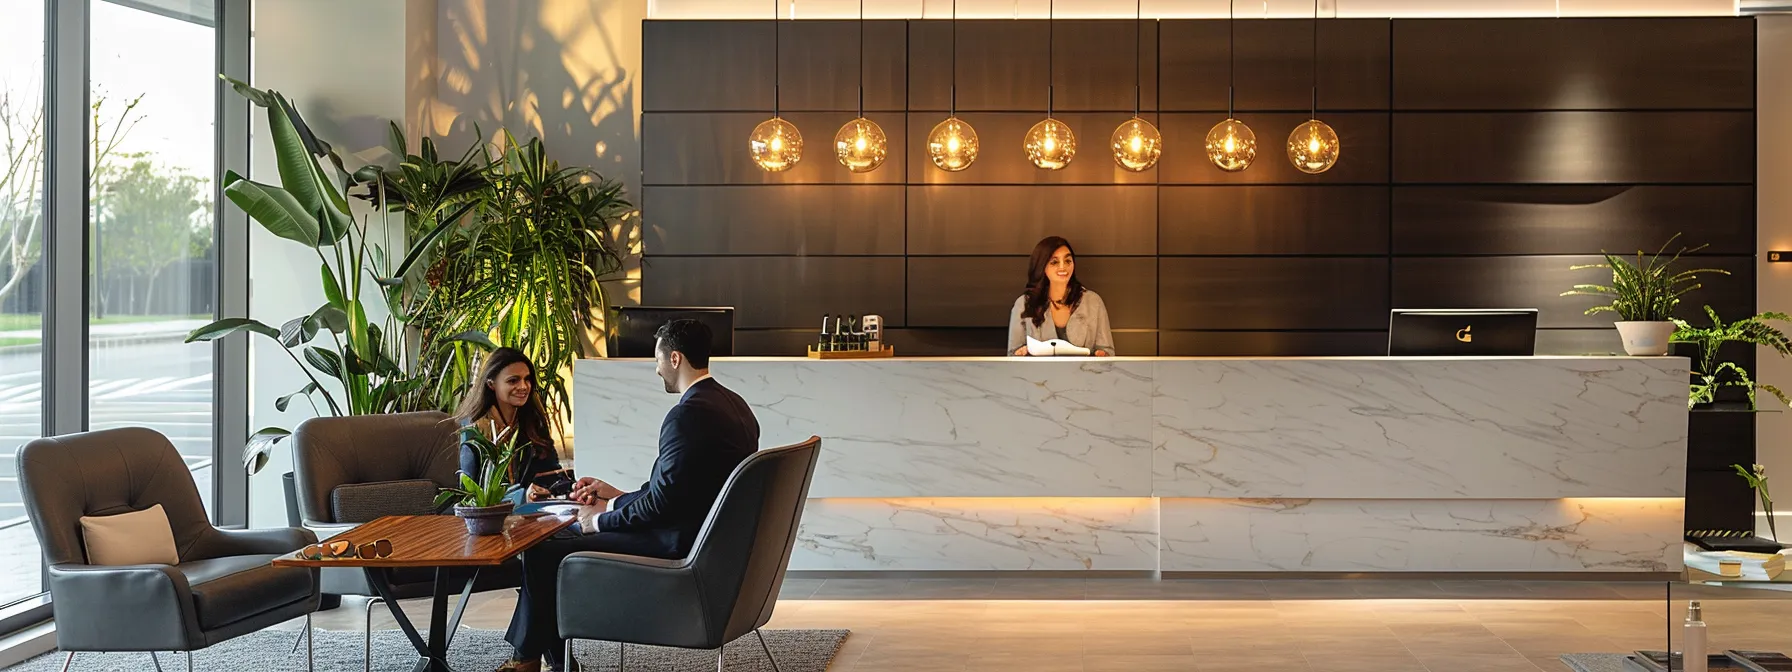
[572,356,1688,575]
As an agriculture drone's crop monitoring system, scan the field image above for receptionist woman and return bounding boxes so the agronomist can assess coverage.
[1007,236,1116,356]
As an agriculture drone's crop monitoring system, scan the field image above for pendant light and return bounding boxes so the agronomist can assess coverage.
[1111,0,1162,172]
[1024,0,1076,170]
[835,0,887,172]
[750,0,802,172]
[1205,0,1256,172]
[927,0,979,172]
[1287,0,1340,174]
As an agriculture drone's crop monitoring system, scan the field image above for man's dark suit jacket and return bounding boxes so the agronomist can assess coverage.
[595,376,760,556]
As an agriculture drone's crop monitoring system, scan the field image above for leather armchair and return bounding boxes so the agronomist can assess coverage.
[18,428,320,668]
[290,412,523,669]
[558,437,821,671]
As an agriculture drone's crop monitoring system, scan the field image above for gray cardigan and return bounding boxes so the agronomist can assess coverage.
[1006,290,1117,356]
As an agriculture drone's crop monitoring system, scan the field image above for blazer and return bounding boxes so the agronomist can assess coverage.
[1006,289,1117,356]
[595,377,761,555]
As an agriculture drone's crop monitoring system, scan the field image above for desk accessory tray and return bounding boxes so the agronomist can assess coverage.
[807,346,895,359]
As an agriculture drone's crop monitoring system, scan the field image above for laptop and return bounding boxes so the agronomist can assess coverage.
[1387,309,1538,356]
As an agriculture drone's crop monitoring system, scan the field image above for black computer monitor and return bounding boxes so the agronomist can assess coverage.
[1387,309,1538,356]
[607,306,735,358]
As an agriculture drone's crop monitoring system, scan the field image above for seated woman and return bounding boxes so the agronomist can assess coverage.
[453,347,573,504]
[1008,235,1116,356]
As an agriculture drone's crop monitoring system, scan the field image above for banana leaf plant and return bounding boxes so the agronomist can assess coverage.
[1673,306,1792,410]
[185,77,485,474]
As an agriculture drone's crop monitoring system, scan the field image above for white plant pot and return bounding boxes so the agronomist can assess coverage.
[1614,321,1676,356]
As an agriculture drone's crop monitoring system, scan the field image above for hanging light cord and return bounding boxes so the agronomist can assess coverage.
[858,0,865,118]
[1227,0,1236,119]
[1310,0,1319,118]
[950,0,958,117]
[772,0,780,118]
[1134,0,1142,118]
[1047,0,1055,118]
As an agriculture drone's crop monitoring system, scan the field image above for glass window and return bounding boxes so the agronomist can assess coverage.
[88,0,217,512]
[0,0,47,607]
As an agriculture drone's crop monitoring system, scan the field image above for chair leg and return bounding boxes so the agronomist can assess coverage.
[364,596,384,672]
[305,612,315,672]
[150,652,165,672]
[619,642,624,672]
[715,647,724,672]
[58,652,72,672]
[290,627,305,653]
[186,651,193,672]
[754,630,782,672]
[563,638,577,672]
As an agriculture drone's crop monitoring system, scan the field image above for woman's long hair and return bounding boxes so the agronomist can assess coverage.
[452,347,554,457]
[1023,236,1085,327]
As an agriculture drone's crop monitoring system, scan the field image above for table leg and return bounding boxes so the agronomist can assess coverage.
[364,567,455,672]
[444,568,481,649]
[424,569,451,672]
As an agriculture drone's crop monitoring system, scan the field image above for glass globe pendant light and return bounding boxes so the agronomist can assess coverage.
[926,0,978,171]
[835,0,887,172]
[1024,0,1076,170]
[1111,0,1161,172]
[1287,0,1340,174]
[750,0,802,172]
[1206,0,1255,172]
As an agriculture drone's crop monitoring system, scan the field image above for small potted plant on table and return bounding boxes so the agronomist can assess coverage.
[434,432,520,536]
[1561,235,1726,356]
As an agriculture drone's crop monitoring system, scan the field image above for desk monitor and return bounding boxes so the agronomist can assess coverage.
[608,306,734,358]
[1388,309,1538,356]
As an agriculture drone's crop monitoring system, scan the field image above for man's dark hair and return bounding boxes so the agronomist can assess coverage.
[655,318,713,369]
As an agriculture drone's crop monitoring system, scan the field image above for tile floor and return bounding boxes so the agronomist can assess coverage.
[287,578,1792,672]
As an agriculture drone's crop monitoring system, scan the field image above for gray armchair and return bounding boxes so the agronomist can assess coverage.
[290,412,523,669]
[18,427,320,671]
[557,436,821,671]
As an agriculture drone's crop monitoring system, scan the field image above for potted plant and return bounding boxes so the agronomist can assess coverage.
[1561,235,1726,356]
[1673,306,1792,409]
[433,431,521,535]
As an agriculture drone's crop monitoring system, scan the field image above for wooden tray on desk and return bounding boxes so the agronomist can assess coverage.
[807,346,894,359]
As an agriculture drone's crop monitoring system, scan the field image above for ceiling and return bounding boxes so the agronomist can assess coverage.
[648,0,1742,19]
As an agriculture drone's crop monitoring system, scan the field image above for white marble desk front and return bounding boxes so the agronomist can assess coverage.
[573,356,1688,574]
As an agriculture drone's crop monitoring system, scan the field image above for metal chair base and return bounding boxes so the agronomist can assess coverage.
[562,629,777,672]
[60,614,314,672]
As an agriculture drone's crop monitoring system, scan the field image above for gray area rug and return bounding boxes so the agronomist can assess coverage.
[1560,653,1635,672]
[6,627,850,672]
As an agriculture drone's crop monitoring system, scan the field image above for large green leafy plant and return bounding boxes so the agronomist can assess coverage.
[1561,235,1726,321]
[186,79,483,473]
[370,128,628,423]
[1673,306,1792,409]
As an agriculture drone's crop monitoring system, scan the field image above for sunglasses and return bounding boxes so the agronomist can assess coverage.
[300,539,394,561]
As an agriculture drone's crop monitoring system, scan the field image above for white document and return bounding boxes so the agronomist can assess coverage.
[1026,335,1092,357]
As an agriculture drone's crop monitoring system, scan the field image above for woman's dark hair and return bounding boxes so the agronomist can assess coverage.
[1023,236,1085,327]
[453,347,554,456]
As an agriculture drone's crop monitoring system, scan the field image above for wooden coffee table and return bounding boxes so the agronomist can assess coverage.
[273,513,579,672]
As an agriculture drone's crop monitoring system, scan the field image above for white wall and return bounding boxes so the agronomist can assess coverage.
[247,0,409,526]
[1759,14,1792,536]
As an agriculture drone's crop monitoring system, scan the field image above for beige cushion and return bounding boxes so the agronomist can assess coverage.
[79,504,179,566]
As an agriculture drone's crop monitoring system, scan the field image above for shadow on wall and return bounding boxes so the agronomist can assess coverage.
[426,0,647,356]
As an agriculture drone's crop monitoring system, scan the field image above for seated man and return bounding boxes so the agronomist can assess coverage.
[497,319,760,672]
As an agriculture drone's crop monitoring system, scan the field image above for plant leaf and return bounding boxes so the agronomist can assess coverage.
[304,346,345,380]
[223,172,321,247]
[275,382,320,412]
[448,330,498,350]
[186,317,281,343]
[310,304,350,333]
[243,427,292,475]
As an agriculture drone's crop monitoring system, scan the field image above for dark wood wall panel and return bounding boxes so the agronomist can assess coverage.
[906,257,1157,329]
[645,186,906,255]
[1159,19,1391,111]
[644,111,907,185]
[1158,112,1389,185]
[777,20,909,111]
[1159,258,1389,330]
[643,21,773,112]
[1160,186,1389,255]
[1160,331,1388,357]
[908,21,1159,111]
[1392,255,1755,329]
[1392,185,1756,255]
[1392,112,1755,184]
[904,112,1159,185]
[1392,18,1754,110]
[907,186,1157,255]
[642,257,905,329]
